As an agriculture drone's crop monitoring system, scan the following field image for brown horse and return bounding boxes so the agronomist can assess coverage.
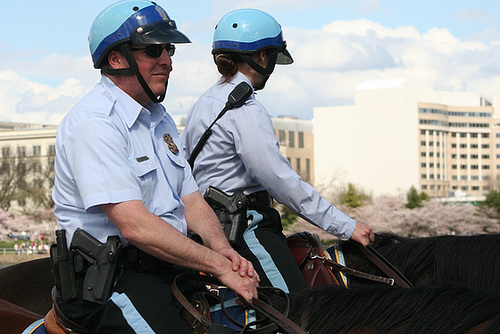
[0,257,53,315]
[0,298,43,334]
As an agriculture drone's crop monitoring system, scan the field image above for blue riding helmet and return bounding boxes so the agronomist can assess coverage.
[212,8,293,65]
[89,0,191,69]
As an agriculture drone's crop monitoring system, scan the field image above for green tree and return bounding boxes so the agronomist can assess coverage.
[340,183,371,209]
[481,190,500,214]
[280,205,298,229]
[406,186,429,209]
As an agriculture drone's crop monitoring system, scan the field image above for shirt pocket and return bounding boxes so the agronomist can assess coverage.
[164,148,186,168]
[132,157,160,178]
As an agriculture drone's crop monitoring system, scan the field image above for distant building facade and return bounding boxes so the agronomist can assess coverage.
[0,123,57,211]
[272,116,314,185]
[2,116,314,210]
[313,78,500,200]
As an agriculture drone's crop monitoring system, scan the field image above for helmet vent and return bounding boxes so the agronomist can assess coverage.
[232,23,238,29]
[133,6,139,11]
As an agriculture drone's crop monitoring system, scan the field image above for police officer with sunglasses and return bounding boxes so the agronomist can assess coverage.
[52,1,258,332]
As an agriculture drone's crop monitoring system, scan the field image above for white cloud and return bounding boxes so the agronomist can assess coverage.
[2,17,500,123]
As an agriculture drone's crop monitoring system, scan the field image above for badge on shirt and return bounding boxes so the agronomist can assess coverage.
[164,133,179,155]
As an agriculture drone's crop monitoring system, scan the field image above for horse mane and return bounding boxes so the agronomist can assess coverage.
[341,233,500,293]
[289,285,500,333]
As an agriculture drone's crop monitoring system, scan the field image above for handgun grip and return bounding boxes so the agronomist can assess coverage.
[204,186,233,210]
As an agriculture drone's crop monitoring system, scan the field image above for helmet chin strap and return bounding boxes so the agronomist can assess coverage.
[240,52,277,91]
[102,44,167,103]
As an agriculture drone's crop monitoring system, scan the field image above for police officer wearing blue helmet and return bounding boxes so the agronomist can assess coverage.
[52,1,258,332]
[181,9,375,294]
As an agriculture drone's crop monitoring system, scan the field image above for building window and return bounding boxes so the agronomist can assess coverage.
[48,145,56,156]
[460,133,467,138]
[461,186,468,191]
[460,165,467,169]
[17,146,26,157]
[471,133,478,138]
[421,141,426,146]
[471,154,478,159]
[452,175,457,180]
[298,132,304,148]
[305,158,310,181]
[471,165,478,169]
[460,154,467,159]
[482,144,490,149]
[460,144,467,148]
[288,131,295,148]
[451,143,457,148]
[429,152,434,157]
[460,175,467,180]
[482,155,490,159]
[1,147,10,157]
[33,145,41,156]
[472,186,480,191]
[421,163,426,168]
[32,162,42,173]
[482,133,490,138]
[421,152,426,157]
[421,174,427,179]
[429,163,434,168]
[430,174,434,179]
[278,130,285,143]
[296,158,301,173]
[471,175,479,180]
[483,165,490,169]
[422,185,427,190]
[452,165,457,169]
[471,144,478,148]
[452,154,457,159]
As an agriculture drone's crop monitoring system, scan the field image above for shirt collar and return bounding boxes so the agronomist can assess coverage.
[100,76,166,129]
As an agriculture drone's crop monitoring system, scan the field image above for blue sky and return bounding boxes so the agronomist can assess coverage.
[2,0,500,124]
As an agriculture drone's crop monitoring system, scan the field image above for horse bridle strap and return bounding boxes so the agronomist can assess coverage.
[172,273,307,334]
[359,244,414,288]
[309,254,395,285]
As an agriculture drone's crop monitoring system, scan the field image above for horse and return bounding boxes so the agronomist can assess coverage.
[337,233,500,292]
[2,232,500,315]
[0,298,43,334]
[0,257,53,315]
[287,284,500,334]
[5,284,500,334]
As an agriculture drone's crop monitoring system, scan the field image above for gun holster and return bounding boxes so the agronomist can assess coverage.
[204,186,249,247]
[50,229,78,303]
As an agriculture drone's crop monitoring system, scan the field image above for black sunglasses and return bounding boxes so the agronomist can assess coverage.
[130,44,176,57]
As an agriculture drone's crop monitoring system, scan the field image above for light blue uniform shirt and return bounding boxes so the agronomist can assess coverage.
[181,72,355,240]
[53,76,198,245]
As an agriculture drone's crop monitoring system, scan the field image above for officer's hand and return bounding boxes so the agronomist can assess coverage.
[218,247,259,281]
[216,265,259,302]
[350,222,375,246]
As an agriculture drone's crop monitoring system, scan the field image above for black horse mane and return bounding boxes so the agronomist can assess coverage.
[340,233,500,293]
[288,285,500,334]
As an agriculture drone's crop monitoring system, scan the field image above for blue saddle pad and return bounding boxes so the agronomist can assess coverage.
[22,319,47,334]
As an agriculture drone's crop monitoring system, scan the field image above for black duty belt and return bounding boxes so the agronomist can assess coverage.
[247,190,273,206]
[120,246,175,273]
